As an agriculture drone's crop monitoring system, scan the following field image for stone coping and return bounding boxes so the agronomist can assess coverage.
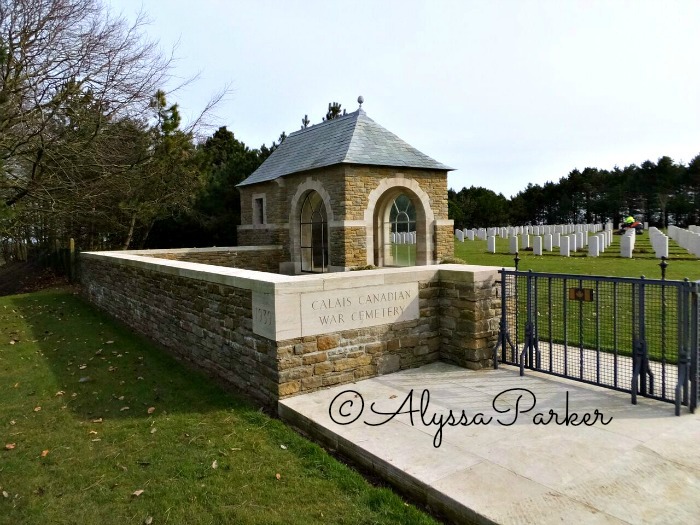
[81,250,507,341]
[115,245,283,255]
[81,250,505,294]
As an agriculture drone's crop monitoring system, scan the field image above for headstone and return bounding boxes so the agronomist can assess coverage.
[569,234,577,252]
[455,229,464,242]
[588,236,599,257]
[509,235,519,254]
[466,230,474,241]
[533,236,542,256]
[560,236,570,257]
[544,234,552,251]
[656,235,668,259]
[576,232,584,250]
[553,232,561,248]
[487,235,496,253]
[620,231,635,258]
[521,234,530,250]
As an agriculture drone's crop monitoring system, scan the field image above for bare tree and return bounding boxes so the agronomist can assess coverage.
[0,0,172,208]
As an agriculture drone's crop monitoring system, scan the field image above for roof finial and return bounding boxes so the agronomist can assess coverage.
[357,95,364,109]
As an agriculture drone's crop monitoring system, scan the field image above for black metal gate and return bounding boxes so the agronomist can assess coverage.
[493,270,699,415]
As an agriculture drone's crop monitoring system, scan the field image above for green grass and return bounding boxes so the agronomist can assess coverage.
[454,232,700,281]
[390,244,416,267]
[0,289,438,525]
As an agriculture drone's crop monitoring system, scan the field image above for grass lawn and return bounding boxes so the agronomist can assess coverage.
[454,232,700,281]
[0,289,439,525]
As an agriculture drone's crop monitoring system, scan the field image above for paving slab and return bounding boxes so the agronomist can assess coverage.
[279,362,700,524]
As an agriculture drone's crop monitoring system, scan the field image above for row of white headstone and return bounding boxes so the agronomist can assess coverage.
[455,223,607,242]
[619,229,636,258]
[647,227,670,258]
[391,231,416,245]
[491,230,613,257]
[668,225,700,257]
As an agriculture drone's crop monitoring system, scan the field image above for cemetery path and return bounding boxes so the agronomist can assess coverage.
[280,362,700,525]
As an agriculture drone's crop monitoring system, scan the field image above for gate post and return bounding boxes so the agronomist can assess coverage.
[519,271,541,376]
[691,281,699,413]
[492,269,516,369]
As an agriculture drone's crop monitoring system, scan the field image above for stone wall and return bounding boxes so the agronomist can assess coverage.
[80,251,500,411]
[439,267,501,369]
[139,246,285,273]
[435,223,456,262]
[274,278,443,397]
[80,254,280,407]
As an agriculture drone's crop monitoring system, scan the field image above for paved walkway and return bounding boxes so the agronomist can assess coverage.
[279,362,700,524]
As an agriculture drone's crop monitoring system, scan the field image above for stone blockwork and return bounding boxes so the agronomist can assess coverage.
[274,279,442,397]
[80,255,280,407]
[80,251,500,411]
[140,246,284,273]
[238,164,453,269]
[439,268,501,369]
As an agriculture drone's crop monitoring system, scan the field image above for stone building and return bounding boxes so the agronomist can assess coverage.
[237,107,454,273]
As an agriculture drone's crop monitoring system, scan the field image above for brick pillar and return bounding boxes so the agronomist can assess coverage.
[435,221,455,262]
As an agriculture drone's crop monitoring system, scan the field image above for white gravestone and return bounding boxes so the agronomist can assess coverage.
[543,234,552,251]
[487,235,496,253]
[509,235,519,254]
[588,236,599,257]
[533,236,543,256]
[560,236,570,257]
[620,231,635,258]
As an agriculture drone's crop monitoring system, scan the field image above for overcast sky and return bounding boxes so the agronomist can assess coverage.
[109,0,700,198]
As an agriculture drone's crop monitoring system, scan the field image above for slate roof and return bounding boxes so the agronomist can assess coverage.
[237,109,453,187]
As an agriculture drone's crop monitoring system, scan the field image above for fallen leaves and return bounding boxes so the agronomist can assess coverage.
[120,406,130,412]
[275,473,281,480]
[211,460,218,469]
[280,444,287,450]
[33,406,41,412]
[4,443,16,450]
[131,489,144,497]
[41,449,49,458]
[91,418,103,423]
[147,407,155,415]
[55,390,65,396]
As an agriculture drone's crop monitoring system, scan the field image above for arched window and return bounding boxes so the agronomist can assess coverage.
[300,191,328,272]
[385,194,416,266]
